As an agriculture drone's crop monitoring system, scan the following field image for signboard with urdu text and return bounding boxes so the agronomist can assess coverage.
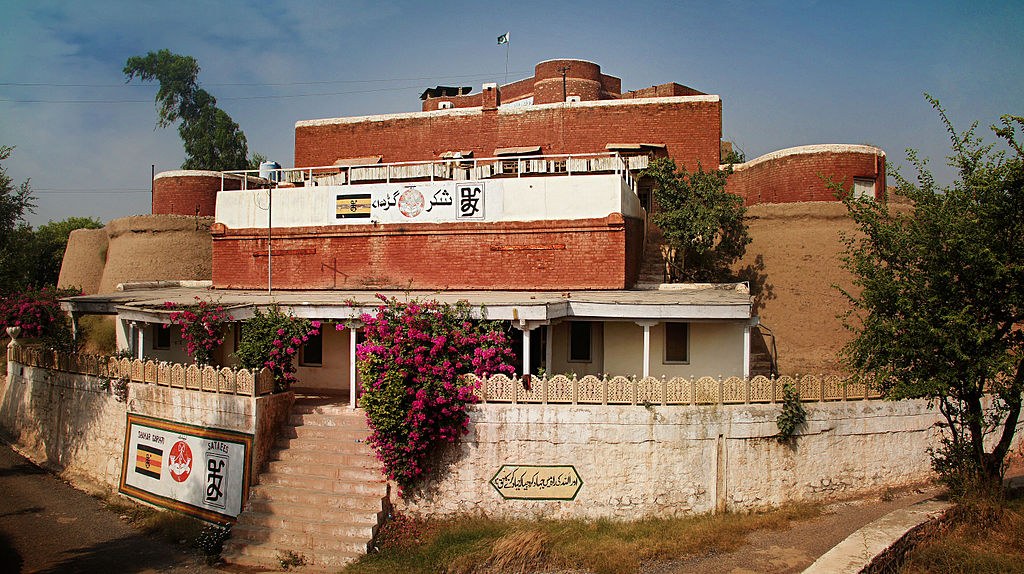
[119,414,253,523]
[490,465,583,500]
[336,181,489,223]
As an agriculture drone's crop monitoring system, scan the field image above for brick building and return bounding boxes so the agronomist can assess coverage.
[70,58,888,398]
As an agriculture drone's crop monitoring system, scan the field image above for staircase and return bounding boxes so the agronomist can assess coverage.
[222,399,389,571]
[637,225,669,286]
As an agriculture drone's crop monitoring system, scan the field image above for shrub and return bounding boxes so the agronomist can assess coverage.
[0,286,81,351]
[355,295,516,491]
[233,306,318,392]
[164,298,231,365]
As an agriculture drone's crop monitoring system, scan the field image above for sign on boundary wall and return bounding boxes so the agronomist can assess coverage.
[119,414,253,523]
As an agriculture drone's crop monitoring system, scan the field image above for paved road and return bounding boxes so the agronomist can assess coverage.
[0,442,216,573]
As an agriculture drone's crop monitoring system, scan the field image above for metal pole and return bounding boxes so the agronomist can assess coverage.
[267,186,272,294]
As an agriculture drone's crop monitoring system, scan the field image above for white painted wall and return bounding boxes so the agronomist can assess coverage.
[215,174,639,229]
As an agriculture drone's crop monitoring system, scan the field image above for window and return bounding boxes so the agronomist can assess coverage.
[300,331,323,367]
[566,95,581,103]
[438,101,454,110]
[664,322,689,363]
[153,324,171,350]
[853,177,875,199]
[569,321,592,362]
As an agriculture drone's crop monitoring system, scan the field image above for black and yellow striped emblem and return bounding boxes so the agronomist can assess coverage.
[336,193,372,219]
[135,444,162,480]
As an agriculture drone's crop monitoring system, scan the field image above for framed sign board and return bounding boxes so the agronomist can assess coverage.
[119,414,253,523]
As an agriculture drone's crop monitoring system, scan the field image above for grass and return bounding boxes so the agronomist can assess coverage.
[344,503,821,574]
[900,491,1024,574]
[100,495,209,549]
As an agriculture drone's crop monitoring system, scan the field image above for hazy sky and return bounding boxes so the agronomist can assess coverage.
[2,0,1021,226]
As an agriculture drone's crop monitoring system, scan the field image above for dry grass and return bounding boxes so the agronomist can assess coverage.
[101,495,206,547]
[900,493,1024,574]
[345,504,820,574]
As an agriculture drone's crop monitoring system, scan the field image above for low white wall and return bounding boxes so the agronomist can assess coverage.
[397,400,947,519]
[0,360,293,494]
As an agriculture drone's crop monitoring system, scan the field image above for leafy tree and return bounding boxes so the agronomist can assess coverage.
[642,157,750,281]
[838,97,1024,494]
[0,145,36,292]
[28,217,103,287]
[124,50,260,171]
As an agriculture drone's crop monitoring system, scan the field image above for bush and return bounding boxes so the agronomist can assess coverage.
[356,295,516,491]
[164,298,231,365]
[233,306,318,392]
[0,286,80,351]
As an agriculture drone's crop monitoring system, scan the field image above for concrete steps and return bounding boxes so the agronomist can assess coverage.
[222,400,388,571]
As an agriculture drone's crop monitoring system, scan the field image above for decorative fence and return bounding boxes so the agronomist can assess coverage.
[467,373,883,405]
[8,345,276,397]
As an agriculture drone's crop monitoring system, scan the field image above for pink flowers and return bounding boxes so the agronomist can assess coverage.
[357,295,516,489]
[166,297,231,365]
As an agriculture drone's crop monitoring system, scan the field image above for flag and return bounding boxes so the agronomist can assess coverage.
[135,444,163,480]
[497,32,509,45]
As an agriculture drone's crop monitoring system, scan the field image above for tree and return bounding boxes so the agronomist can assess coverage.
[124,50,259,171]
[839,97,1024,493]
[0,145,36,293]
[642,157,751,281]
[28,217,104,288]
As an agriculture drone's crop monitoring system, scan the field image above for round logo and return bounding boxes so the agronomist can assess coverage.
[398,188,425,218]
[168,440,193,483]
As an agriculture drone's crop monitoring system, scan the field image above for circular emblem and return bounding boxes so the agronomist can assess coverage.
[398,188,425,218]
[168,440,193,483]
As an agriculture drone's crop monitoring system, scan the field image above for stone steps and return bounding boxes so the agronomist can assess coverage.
[222,400,388,571]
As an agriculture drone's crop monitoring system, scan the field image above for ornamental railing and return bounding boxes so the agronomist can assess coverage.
[7,345,276,397]
[466,373,883,405]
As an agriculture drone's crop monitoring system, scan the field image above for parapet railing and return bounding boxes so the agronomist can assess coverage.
[221,152,646,193]
[8,345,277,397]
[466,373,883,405]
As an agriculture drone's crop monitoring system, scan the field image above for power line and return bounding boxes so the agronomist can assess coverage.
[0,70,530,89]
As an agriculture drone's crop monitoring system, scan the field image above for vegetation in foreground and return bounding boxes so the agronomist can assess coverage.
[901,490,1024,573]
[344,504,820,574]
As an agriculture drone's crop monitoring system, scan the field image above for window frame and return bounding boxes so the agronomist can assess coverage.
[663,322,690,364]
[152,324,171,350]
[568,321,593,363]
[299,330,323,367]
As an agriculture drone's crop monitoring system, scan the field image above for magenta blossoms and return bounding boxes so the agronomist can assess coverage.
[165,297,231,365]
[355,295,516,490]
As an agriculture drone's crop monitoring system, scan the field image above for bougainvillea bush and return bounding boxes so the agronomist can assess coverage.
[164,298,231,365]
[353,295,516,491]
[234,306,319,392]
[0,286,81,351]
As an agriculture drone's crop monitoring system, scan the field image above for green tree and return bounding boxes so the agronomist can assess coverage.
[839,97,1024,493]
[0,145,36,293]
[124,50,260,171]
[28,217,104,287]
[642,157,750,281]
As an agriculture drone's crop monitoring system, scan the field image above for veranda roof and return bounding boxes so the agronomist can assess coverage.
[61,283,752,325]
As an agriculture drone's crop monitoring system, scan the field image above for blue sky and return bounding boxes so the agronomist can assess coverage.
[2,0,1021,226]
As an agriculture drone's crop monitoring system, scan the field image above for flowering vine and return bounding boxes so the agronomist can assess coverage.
[233,306,319,392]
[164,298,231,365]
[0,286,82,351]
[353,295,516,491]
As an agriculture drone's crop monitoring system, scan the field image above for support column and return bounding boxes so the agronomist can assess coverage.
[544,325,553,375]
[635,320,658,379]
[347,321,363,408]
[743,322,752,380]
[512,319,545,377]
[137,323,145,360]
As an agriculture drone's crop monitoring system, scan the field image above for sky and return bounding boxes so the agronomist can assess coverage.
[1,0,1022,226]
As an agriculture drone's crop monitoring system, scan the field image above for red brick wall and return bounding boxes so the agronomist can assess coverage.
[725,147,886,205]
[153,173,241,216]
[211,215,642,291]
[297,98,722,171]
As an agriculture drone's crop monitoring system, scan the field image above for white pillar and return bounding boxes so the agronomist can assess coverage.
[522,328,531,376]
[743,323,751,380]
[544,325,553,375]
[349,325,358,408]
[636,321,658,379]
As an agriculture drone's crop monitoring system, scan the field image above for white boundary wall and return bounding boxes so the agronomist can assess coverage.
[398,400,949,519]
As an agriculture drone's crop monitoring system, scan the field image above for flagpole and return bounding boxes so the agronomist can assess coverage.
[504,39,510,85]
